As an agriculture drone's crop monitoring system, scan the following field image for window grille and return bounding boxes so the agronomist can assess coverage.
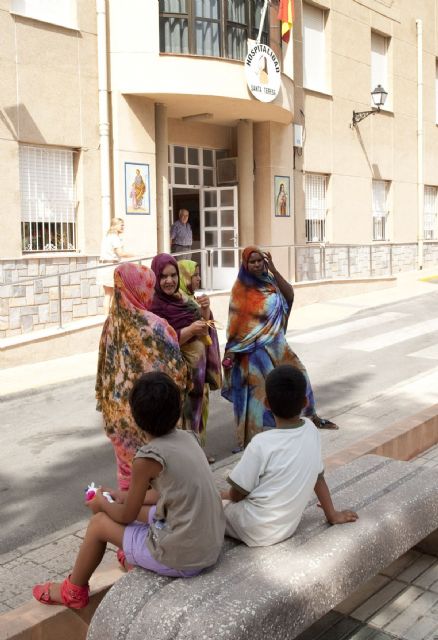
[424,186,437,240]
[305,174,327,242]
[20,145,76,253]
[372,180,389,241]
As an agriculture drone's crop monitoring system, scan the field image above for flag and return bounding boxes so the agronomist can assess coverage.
[278,0,294,43]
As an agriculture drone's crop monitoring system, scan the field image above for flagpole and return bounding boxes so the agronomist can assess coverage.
[256,0,270,43]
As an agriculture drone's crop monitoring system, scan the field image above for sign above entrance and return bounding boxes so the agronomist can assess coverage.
[245,43,281,103]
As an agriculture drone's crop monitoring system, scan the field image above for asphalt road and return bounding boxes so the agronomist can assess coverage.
[1,289,438,554]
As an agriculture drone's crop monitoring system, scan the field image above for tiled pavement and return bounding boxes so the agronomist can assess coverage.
[294,444,438,640]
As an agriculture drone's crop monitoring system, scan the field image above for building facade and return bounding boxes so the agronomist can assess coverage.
[1,0,438,337]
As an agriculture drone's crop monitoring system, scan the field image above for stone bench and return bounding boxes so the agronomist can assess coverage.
[87,455,438,640]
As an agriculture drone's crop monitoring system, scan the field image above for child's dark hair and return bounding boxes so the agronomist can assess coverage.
[129,372,181,436]
[265,365,307,419]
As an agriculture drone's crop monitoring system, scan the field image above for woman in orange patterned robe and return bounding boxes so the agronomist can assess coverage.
[221,246,336,449]
[96,262,188,490]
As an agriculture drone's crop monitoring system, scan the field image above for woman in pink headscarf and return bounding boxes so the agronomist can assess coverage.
[96,262,188,490]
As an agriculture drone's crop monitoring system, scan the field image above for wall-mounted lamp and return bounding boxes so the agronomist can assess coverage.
[352,85,388,126]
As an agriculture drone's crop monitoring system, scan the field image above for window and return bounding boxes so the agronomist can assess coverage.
[169,145,226,187]
[424,186,437,240]
[10,0,78,30]
[371,32,389,105]
[372,180,389,241]
[305,174,327,242]
[20,146,76,252]
[303,3,326,93]
[159,0,268,61]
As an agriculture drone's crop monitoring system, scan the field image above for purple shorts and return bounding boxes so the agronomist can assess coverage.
[123,506,201,578]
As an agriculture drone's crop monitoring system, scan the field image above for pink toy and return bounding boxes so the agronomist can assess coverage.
[85,482,114,503]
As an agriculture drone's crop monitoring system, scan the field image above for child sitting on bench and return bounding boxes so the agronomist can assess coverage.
[33,371,225,609]
[221,365,358,547]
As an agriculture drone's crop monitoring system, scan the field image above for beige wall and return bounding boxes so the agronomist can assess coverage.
[293,0,438,246]
[0,2,100,258]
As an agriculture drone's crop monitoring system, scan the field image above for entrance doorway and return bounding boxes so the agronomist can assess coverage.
[172,189,200,254]
[170,186,239,289]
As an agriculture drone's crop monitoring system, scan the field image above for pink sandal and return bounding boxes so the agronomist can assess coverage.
[116,548,134,572]
[33,575,89,609]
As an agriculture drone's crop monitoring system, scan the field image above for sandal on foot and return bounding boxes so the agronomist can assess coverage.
[117,548,134,572]
[207,455,216,464]
[231,445,244,454]
[33,575,89,609]
[312,415,339,430]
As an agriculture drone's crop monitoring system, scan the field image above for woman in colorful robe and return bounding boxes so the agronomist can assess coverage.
[221,246,337,450]
[150,254,221,452]
[96,262,188,490]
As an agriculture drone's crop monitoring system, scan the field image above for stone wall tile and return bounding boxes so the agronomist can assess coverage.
[87,298,97,315]
[21,315,34,332]
[72,303,88,318]
[9,297,27,308]
[61,299,73,311]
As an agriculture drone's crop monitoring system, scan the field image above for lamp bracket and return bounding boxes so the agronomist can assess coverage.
[352,107,379,126]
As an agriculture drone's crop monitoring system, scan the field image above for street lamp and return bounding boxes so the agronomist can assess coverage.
[352,85,388,126]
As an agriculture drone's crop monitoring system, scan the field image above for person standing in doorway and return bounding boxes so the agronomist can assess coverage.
[170,209,193,260]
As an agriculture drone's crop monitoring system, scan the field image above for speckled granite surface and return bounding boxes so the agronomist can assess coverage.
[87,455,438,640]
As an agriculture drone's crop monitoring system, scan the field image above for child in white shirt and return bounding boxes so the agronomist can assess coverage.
[221,365,358,547]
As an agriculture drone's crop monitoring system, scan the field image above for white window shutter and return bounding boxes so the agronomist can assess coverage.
[303,4,326,92]
[19,146,75,224]
[372,180,388,217]
[371,32,388,95]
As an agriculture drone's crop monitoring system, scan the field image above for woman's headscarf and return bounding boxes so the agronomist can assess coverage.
[178,260,198,299]
[150,253,200,335]
[224,246,290,354]
[96,262,187,437]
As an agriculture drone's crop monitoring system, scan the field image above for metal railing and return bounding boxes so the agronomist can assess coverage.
[2,241,438,335]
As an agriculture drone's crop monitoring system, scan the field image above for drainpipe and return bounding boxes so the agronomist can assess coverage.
[416,18,424,269]
[96,0,112,234]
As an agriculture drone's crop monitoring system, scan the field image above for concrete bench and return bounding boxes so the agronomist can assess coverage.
[87,455,438,640]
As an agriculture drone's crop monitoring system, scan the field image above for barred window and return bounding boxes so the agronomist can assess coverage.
[372,179,389,241]
[19,146,76,253]
[305,173,327,242]
[424,186,437,240]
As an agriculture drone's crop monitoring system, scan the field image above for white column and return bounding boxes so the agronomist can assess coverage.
[96,0,112,234]
[155,103,170,253]
[237,119,254,247]
[416,19,424,269]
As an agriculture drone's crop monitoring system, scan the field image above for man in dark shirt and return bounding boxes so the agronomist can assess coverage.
[170,209,193,260]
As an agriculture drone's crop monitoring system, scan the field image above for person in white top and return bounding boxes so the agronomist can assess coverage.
[97,217,133,314]
[221,365,358,547]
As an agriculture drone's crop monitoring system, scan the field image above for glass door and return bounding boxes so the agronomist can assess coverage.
[200,186,238,289]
